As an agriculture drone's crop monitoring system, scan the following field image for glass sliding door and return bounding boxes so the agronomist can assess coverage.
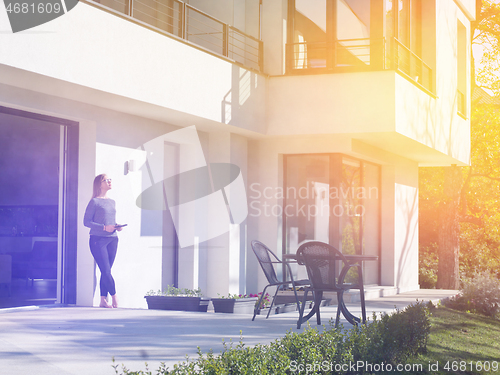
[339,157,361,255]
[335,0,371,67]
[0,106,78,308]
[293,0,328,69]
[284,154,330,281]
[283,154,380,285]
[284,154,330,253]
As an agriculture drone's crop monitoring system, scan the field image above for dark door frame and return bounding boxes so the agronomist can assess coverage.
[0,105,79,304]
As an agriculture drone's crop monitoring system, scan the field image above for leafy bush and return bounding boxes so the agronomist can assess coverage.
[419,245,438,289]
[115,302,431,375]
[419,268,437,289]
[214,292,271,309]
[216,293,259,299]
[446,270,500,317]
[145,285,202,297]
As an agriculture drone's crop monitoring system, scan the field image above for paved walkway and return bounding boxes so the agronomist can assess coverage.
[0,289,457,375]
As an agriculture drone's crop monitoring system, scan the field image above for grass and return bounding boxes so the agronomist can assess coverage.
[408,306,500,375]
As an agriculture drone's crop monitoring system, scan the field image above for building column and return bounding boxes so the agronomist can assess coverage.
[205,131,248,297]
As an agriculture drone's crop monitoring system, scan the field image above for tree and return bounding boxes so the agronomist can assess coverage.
[473,0,500,97]
[420,0,500,288]
[459,100,500,276]
[436,165,462,289]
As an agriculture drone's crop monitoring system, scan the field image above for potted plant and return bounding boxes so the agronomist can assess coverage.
[145,285,209,312]
[253,292,276,315]
[211,293,259,314]
[254,291,303,315]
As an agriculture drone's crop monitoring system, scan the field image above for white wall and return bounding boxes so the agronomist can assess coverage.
[247,134,419,293]
[433,0,472,164]
[394,182,419,291]
[267,68,470,166]
[264,0,472,167]
[0,2,267,135]
[0,82,210,307]
[268,71,396,135]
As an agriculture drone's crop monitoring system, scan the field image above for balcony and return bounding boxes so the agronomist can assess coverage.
[286,37,432,94]
[88,0,263,72]
[392,39,433,95]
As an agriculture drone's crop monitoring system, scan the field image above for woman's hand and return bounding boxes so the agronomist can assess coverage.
[116,226,123,232]
[104,225,116,232]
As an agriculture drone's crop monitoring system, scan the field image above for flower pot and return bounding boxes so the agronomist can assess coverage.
[145,296,208,312]
[212,297,259,314]
[198,297,210,312]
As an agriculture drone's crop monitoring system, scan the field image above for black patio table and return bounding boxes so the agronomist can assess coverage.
[283,248,378,328]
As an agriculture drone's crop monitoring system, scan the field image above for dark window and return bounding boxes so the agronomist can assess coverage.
[287,0,374,71]
[386,0,421,55]
[398,0,410,47]
[292,0,328,69]
[287,0,432,92]
[283,154,381,285]
[386,0,431,91]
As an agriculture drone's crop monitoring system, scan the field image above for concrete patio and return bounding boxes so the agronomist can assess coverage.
[0,289,457,375]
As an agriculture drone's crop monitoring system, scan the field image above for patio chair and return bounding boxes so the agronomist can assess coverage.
[296,241,367,329]
[251,240,310,321]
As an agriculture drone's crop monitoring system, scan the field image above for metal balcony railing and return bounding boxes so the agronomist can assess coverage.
[287,38,384,71]
[89,0,263,72]
[286,37,433,94]
[457,89,466,117]
[392,38,432,93]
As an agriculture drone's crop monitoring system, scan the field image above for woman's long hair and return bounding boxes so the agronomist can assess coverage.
[92,174,107,198]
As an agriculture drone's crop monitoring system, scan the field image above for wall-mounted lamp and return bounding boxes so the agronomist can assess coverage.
[128,160,137,172]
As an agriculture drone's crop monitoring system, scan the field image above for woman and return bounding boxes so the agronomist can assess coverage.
[83,174,123,308]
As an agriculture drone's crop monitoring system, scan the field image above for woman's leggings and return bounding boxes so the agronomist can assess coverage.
[89,236,118,297]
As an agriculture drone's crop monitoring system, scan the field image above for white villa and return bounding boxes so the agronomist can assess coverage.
[0,0,474,308]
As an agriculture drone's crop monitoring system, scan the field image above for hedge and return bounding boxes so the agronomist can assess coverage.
[115,301,431,375]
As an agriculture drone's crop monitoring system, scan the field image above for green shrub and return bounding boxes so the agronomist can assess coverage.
[446,270,500,317]
[115,302,431,375]
[145,286,203,297]
[419,245,438,289]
